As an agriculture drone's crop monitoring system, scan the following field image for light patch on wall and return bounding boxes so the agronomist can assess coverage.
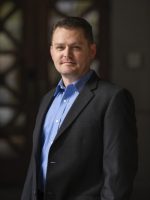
[126,52,143,69]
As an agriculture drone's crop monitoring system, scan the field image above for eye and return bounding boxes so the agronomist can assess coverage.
[56,46,64,51]
[72,46,81,50]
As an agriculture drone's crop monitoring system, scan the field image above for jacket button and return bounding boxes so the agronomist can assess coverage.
[50,161,56,164]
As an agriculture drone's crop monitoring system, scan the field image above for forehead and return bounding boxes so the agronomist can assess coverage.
[51,27,87,43]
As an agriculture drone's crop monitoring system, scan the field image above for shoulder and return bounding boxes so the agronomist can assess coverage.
[42,88,55,101]
[90,71,126,96]
[89,71,134,106]
[37,88,55,113]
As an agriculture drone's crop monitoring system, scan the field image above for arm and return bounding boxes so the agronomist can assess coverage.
[101,89,138,200]
[21,152,34,200]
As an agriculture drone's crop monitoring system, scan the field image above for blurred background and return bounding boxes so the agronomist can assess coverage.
[0,0,149,199]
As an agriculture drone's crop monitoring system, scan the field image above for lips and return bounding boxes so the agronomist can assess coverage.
[61,61,76,65]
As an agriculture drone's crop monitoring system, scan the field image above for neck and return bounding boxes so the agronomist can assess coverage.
[62,76,77,87]
[61,71,90,87]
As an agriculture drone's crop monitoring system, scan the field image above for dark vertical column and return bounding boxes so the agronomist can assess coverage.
[23,0,49,180]
[97,0,110,80]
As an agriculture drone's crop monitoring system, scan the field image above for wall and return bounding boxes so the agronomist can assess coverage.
[110,0,150,199]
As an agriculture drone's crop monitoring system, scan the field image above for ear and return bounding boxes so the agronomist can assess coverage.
[50,45,53,59]
[90,43,96,59]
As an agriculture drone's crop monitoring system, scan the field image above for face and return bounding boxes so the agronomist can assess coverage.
[50,27,96,84]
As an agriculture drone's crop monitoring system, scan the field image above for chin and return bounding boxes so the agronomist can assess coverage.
[61,71,76,76]
[60,68,77,74]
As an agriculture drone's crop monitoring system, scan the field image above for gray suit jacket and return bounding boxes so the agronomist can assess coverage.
[21,72,138,200]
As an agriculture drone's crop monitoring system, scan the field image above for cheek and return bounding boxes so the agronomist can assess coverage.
[76,53,87,62]
[79,53,90,63]
[52,53,60,63]
[51,49,60,60]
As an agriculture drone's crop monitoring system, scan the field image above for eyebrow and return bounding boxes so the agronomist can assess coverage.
[53,42,83,46]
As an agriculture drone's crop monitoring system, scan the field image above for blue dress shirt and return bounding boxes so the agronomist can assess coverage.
[40,70,93,189]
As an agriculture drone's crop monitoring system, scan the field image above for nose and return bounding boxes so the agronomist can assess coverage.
[64,46,72,57]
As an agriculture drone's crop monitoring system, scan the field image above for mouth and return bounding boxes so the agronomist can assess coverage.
[61,61,76,65]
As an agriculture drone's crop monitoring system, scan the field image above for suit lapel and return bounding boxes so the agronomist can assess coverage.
[54,72,99,142]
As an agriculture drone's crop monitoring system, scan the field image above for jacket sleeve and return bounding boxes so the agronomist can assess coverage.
[101,89,138,200]
[21,151,34,200]
[21,92,54,200]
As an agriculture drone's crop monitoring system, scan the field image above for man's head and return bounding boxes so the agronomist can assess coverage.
[50,17,96,86]
[50,16,94,45]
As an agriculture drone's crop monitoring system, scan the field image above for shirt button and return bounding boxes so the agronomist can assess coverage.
[50,141,53,145]
[64,99,67,103]
[56,119,59,123]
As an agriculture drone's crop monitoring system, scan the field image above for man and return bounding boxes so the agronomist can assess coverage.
[21,16,138,200]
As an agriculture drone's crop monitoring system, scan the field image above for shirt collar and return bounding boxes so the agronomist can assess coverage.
[54,70,94,97]
[54,80,65,97]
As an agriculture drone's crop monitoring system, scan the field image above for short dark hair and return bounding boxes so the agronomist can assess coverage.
[50,16,94,44]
